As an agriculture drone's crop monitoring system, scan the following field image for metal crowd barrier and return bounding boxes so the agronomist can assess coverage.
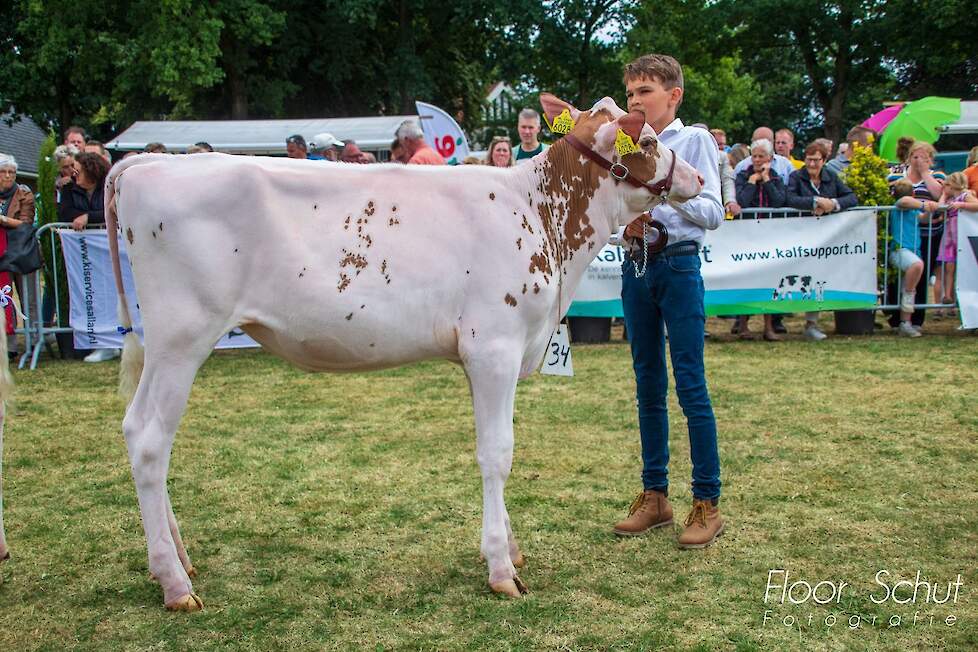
[17,223,107,371]
[733,206,953,314]
[13,208,959,370]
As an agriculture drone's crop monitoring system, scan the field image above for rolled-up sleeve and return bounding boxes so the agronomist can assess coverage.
[671,131,724,231]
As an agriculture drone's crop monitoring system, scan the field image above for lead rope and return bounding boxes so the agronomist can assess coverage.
[633,220,651,278]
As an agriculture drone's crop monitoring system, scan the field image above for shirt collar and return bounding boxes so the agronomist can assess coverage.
[657,118,684,137]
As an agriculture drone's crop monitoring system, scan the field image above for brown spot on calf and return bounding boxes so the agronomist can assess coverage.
[489,192,495,201]
[126,227,134,245]
[340,250,368,271]
[504,293,518,307]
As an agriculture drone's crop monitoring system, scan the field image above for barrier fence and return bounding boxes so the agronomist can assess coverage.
[15,208,970,369]
[735,206,956,314]
[17,223,104,370]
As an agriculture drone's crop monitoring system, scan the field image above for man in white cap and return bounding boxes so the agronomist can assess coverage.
[310,133,345,161]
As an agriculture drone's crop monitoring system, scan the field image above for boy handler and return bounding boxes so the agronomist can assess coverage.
[612,54,725,548]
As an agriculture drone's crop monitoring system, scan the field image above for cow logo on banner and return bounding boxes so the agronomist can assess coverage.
[415,101,470,165]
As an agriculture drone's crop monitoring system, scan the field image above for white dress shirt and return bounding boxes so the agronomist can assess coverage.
[734,152,794,185]
[614,118,723,247]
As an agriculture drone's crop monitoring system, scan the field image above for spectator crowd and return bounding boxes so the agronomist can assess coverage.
[2,100,978,364]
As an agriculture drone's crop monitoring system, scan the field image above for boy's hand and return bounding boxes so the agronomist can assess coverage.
[624,214,650,239]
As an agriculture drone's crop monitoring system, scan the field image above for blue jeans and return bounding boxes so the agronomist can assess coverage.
[621,248,721,500]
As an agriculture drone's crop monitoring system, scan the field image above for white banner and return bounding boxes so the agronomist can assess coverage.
[59,230,259,350]
[416,101,470,165]
[957,210,978,329]
[568,211,879,317]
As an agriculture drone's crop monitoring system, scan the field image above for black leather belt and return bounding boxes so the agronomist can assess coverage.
[626,240,699,262]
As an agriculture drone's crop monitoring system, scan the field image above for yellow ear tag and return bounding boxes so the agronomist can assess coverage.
[615,129,640,156]
[547,109,576,135]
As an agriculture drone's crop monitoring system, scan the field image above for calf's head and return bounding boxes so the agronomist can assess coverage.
[539,93,702,225]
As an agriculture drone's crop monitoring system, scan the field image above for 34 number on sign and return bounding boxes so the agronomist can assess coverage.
[541,326,573,377]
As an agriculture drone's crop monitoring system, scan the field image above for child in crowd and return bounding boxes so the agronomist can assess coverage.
[890,179,927,336]
[936,172,978,311]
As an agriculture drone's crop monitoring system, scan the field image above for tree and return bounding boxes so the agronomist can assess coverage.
[625,1,761,136]
[884,0,977,101]
[0,0,127,136]
[719,0,896,146]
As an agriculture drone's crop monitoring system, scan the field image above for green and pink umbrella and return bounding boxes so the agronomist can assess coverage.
[862,104,904,133]
[868,97,961,162]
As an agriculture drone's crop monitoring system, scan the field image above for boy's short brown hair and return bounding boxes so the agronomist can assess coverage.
[623,54,684,90]
[892,178,913,199]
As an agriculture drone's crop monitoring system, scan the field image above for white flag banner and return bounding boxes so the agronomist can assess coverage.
[956,210,978,329]
[59,230,259,350]
[415,101,469,165]
[567,211,879,317]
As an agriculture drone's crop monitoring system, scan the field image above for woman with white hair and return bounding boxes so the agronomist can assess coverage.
[733,139,787,341]
[0,154,33,356]
[734,138,787,217]
[53,145,79,198]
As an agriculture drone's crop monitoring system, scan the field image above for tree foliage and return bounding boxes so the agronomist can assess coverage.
[0,0,973,148]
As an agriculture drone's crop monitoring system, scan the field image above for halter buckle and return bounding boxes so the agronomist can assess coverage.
[609,162,629,181]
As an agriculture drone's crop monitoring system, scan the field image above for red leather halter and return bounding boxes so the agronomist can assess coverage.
[564,133,676,198]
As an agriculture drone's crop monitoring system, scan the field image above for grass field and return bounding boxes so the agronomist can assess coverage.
[0,315,976,651]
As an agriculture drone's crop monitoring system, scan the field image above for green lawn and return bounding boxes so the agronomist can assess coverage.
[0,316,976,651]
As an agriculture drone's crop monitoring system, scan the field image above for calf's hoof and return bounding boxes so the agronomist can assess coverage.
[165,593,204,612]
[490,575,528,598]
[1,550,9,562]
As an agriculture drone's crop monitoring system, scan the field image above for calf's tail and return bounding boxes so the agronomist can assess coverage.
[104,164,144,405]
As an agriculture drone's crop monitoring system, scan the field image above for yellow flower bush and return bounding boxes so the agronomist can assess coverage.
[842,141,893,281]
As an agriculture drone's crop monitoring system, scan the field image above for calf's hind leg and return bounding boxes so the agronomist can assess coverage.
[124,343,211,611]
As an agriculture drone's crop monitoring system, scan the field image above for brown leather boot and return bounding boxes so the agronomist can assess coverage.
[613,490,673,536]
[678,499,724,549]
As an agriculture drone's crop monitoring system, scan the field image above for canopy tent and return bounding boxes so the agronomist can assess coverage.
[105,115,416,155]
[939,101,978,135]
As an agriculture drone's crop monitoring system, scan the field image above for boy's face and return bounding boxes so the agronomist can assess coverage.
[625,75,680,128]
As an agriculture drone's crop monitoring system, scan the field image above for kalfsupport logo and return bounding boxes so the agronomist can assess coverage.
[761,569,965,630]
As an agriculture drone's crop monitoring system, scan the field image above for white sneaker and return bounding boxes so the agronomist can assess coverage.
[900,292,915,314]
[898,321,922,338]
[84,348,121,362]
[804,324,827,341]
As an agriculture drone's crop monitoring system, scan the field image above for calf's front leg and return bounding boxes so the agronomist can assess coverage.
[465,345,526,598]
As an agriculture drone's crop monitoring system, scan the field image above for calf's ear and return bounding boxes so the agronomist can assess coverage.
[617,110,647,143]
[539,93,581,126]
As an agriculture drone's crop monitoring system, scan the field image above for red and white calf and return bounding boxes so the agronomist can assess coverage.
[104,94,701,610]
